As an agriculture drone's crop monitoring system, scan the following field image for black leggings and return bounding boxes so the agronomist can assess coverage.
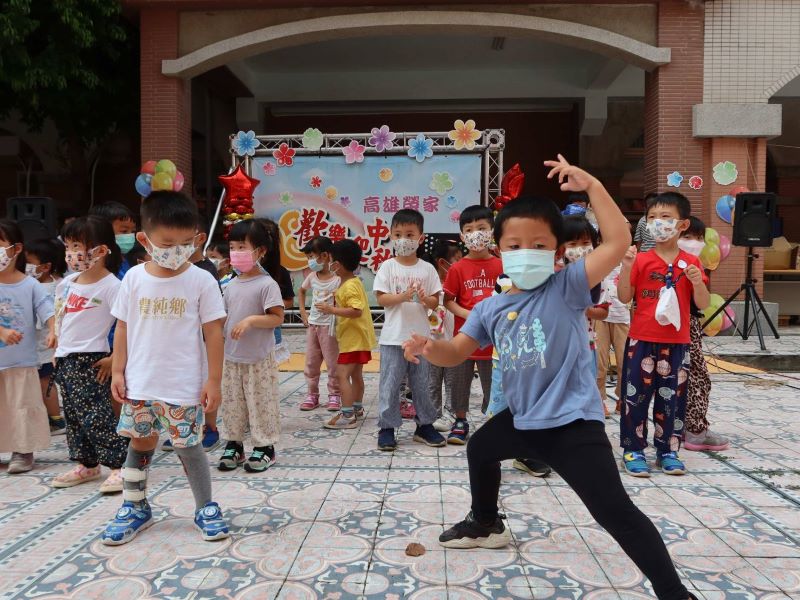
[468,409,689,600]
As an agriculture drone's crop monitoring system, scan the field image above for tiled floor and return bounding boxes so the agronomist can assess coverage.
[2,370,800,599]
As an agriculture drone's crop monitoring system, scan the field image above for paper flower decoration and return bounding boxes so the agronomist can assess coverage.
[712,161,738,185]
[379,168,393,182]
[325,186,338,200]
[408,134,434,163]
[430,172,454,195]
[340,196,351,208]
[273,143,296,167]
[666,171,683,188]
[368,125,396,152]
[302,128,324,151]
[310,176,322,188]
[343,140,366,164]
[232,130,259,157]
[279,191,293,205]
[688,176,703,190]
[262,161,277,176]
[449,210,461,223]
[445,195,458,209]
[448,119,481,151]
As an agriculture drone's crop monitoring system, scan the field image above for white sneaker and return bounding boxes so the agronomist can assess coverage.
[433,415,452,432]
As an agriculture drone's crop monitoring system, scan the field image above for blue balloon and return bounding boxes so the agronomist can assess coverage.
[715,194,734,223]
[135,174,152,197]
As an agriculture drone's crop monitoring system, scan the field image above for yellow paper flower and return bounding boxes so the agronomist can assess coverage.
[448,119,481,151]
[379,168,393,182]
[325,186,338,200]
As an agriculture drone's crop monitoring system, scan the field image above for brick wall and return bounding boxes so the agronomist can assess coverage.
[140,8,192,193]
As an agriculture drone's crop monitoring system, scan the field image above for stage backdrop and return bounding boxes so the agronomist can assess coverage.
[251,154,480,304]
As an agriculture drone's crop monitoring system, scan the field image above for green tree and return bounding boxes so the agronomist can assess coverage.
[0,0,138,205]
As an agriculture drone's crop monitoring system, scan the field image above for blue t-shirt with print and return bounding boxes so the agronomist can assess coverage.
[460,258,603,430]
[0,277,55,370]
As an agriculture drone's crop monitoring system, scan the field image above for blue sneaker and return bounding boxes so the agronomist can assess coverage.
[656,452,686,476]
[447,420,469,445]
[202,426,220,452]
[100,501,153,546]
[161,438,174,452]
[414,424,447,448]
[378,428,397,451]
[195,501,230,541]
[622,451,651,478]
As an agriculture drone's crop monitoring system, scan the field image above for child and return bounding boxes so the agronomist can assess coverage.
[633,192,659,253]
[207,241,232,286]
[562,216,610,416]
[25,238,67,433]
[428,239,461,432]
[218,220,284,472]
[258,218,294,365]
[617,192,710,477]
[374,209,447,451]
[0,219,54,473]
[102,190,229,545]
[402,156,695,600]
[678,217,729,452]
[443,206,503,444]
[318,240,377,429]
[89,201,137,279]
[594,260,630,414]
[298,236,341,411]
[52,217,129,492]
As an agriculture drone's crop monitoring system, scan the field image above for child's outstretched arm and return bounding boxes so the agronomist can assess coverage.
[544,155,631,288]
[403,332,479,368]
[685,264,711,309]
[617,246,637,305]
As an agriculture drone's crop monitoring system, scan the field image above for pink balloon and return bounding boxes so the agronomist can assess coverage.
[173,170,185,192]
[721,306,736,331]
[719,234,731,260]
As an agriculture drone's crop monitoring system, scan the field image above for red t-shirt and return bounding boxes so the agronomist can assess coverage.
[443,256,504,359]
[628,249,708,344]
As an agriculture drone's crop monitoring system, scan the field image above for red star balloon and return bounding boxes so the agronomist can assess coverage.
[218,165,260,202]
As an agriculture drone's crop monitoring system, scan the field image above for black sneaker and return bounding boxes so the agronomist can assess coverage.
[244,446,276,473]
[49,416,66,436]
[378,428,397,451]
[413,424,446,448]
[218,442,245,471]
[512,458,552,478]
[447,420,469,445]
[439,511,512,549]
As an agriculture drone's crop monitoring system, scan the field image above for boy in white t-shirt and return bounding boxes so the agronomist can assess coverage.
[373,209,446,451]
[101,191,230,546]
[298,236,341,411]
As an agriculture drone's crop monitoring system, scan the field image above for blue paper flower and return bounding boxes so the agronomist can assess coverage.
[666,171,683,188]
[445,195,458,209]
[232,130,259,157]
[408,134,434,163]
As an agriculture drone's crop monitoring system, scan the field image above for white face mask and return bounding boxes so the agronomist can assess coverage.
[645,218,679,243]
[145,235,196,271]
[393,237,420,257]
[563,245,593,263]
[25,263,43,279]
[677,238,705,257]
[0,246,15,271]
[462,230,492,252]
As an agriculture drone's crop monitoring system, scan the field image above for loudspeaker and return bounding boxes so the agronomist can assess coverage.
[5,197,58,242]
[732,192,776,247]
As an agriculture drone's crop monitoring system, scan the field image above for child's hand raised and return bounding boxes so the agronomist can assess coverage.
[621,245,637,269]
[230,317,252,340]
[544,154,598,193]
[402,333,430,364]
[685,264,704,286]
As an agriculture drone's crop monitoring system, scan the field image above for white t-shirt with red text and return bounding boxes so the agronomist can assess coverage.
[55,272,120,358]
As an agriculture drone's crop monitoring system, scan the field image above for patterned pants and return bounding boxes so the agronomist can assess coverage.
[685,316,711,434]
[54,353,129,469]
[451,359,493,414]
[619,340,689,454]
[221,355,280,446]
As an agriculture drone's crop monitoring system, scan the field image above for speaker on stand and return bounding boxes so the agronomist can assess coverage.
[702,192,779,350]
[5,196,58,242]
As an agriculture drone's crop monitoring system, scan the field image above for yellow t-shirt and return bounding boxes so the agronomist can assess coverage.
[335,277,377,353]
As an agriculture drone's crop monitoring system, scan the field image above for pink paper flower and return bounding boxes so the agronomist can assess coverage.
[343,140,365,164]
[262,161,277,176]
[272,143,296,167]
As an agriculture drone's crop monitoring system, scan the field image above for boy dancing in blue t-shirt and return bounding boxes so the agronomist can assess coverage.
[404,156,695,600]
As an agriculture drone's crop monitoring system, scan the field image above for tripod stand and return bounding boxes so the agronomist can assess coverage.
[702,247,780,351]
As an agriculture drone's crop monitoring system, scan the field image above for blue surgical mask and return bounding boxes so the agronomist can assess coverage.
[307,257,324,272]
[115,233,136,254]
[501,249,555,290]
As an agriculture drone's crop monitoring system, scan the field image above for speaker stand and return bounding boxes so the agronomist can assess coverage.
[702,247,780,351]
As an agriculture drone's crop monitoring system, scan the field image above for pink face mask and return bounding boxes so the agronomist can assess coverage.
[230,249,257,273]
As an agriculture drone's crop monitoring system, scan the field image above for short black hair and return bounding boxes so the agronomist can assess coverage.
[140,191,199,232]
[89,201,136,224]
[494,196,564,246]
[647,191,691,220]
[208,240,229,258]
[228,219,274,273]
[301,236,334,255]
[331,239,361,272]
[25,238,67,277]
[0,218,26,272]
[391,209,424,232]
[63,216,122,274]
[431,238,462,264]
[568,192,589,206]
[459,205,494,231]
[562,215,599,248]
[685,216,706,238]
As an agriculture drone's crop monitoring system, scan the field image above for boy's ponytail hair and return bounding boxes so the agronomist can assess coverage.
[0,218,26,272]
[62,216,122,274]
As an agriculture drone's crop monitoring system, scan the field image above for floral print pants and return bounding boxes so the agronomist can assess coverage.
[221,355,280,446]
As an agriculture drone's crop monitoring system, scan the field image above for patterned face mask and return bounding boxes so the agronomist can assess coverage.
[65,247,100,272]
[0,246,14,271]
[645,218,679,243]
[25,263,43,279]
[145,235,196,271]
[462,229,492,252]
[392,237,420,257]
[563,245,593,263]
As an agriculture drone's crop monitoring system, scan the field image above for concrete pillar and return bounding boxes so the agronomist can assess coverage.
[140,8,192,193]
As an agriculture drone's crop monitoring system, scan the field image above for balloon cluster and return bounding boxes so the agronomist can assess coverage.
[698,227,731,271]
[493,164,525,212]
[715,185,749,224]
[702,293,736,336]
[218,165,260,238]
[135,160,185,197]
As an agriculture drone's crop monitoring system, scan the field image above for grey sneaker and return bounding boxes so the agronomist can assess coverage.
[432,415,452,432]
[8,452,34,474]
[684,429,730,452]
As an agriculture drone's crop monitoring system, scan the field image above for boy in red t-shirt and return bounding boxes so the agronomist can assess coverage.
[443,205,503,444]
[618,192,710,478]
